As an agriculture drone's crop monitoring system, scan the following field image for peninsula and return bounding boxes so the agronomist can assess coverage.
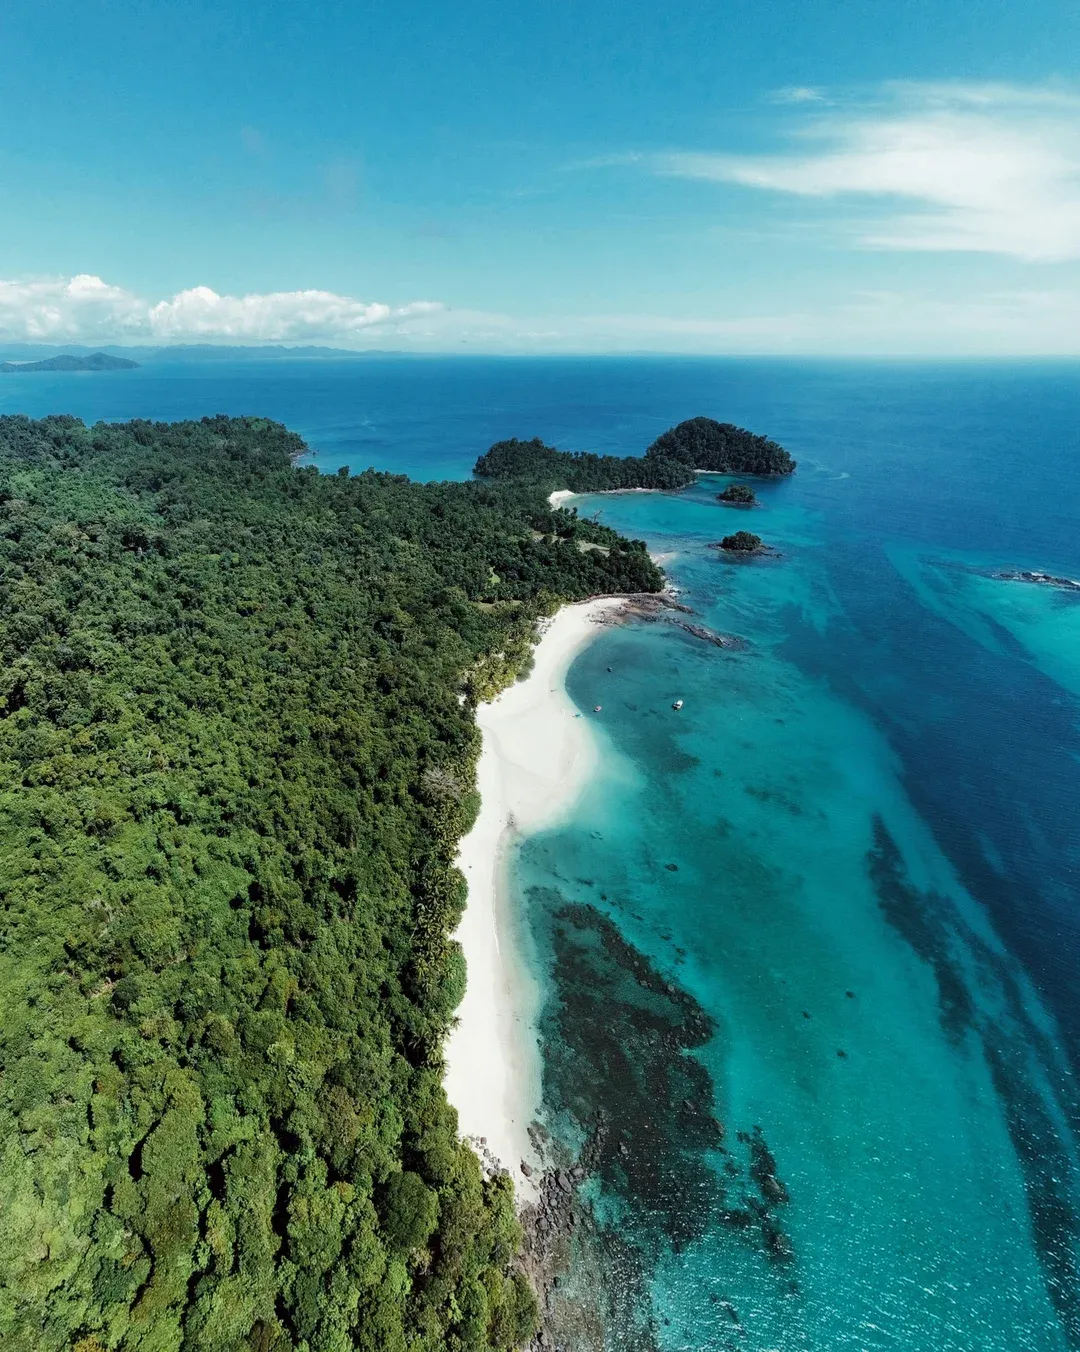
[0,407,788,1352]
[0,412,659,1352]
[474,416,795,492]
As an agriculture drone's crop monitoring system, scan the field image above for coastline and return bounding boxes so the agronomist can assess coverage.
[444,597,627,1205]
[547,474,725,513]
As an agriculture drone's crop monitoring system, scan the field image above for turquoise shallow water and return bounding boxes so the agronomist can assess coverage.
[515,466,1080,1347]
[5,355,1079,1348]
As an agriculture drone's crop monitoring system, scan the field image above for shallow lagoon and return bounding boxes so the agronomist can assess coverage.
[519,480,1080,1347]
[510,376,1080,1347]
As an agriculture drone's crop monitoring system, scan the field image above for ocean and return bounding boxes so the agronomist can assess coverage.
[5,355,1080,1350]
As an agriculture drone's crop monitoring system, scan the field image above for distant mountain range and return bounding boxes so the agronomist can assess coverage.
[0,352,139,373]
[0,343,411,366]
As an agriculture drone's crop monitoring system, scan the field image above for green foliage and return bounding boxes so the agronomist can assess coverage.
[647,417,795,476]
[719,530,763,552]
[717,482,757,505]
[474,417,794,496]
[0,413,662,1351]
[379,1171,439,1252]
[474,436,693,492]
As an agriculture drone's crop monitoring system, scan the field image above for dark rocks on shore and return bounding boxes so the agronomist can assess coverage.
[677,620,745,649]
[620,592,694,619]
[613,591,747,650]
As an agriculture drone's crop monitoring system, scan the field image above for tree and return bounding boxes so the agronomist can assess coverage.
[719,530,763,552]
[718,483,756,505]
[380,1171,440,1253]
[647,417,795,475]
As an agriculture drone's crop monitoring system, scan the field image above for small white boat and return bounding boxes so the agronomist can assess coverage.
[672,699,684,710]
[594,705,603,713]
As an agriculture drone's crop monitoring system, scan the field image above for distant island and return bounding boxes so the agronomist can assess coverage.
[474,416,796,493]
[717,530,764,552]
[0,352,139,373]
[718,483,757,506]
[0,342,408,365]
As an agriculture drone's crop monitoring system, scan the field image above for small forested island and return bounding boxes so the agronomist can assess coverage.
[0,351,139,373]
[718,530,764,552]
[647,416,794,475]
[717,482,757,506]
[0,414,662,1352]
[474,416,795,493]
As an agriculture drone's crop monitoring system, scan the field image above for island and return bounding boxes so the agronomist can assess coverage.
[718,529,764,552]
[646,416,795,476]
[0,413,664,1352]
[474,416,796,493]
[718,482,757,505]
[0,351,139,373]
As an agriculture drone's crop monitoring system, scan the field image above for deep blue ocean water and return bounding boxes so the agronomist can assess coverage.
[4,356,1079,1349]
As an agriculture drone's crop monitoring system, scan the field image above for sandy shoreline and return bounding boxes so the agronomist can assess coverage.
[443,597,626,1203]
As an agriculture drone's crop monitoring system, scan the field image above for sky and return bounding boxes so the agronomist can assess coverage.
[1,0,1079,354]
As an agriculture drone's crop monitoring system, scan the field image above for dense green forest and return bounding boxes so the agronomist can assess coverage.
[0,414,661,1352]
[645,417,794,476]
[718,530,764,552]
[717,483,757,505]
[474,418,795,492]
[473,437,693,492]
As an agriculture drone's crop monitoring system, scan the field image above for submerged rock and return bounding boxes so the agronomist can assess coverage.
[999,568,1080,591]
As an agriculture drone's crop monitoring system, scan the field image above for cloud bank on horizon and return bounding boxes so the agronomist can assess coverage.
[0,275,443,345]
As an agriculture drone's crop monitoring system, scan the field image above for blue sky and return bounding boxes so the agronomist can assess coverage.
[1,0,1078,352]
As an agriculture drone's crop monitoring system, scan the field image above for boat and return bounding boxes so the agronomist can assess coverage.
[594,705,602,712]
[672,699,684,710]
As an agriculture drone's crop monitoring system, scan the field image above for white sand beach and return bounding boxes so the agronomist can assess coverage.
[444,597,626,1203]
[547,488,576,508]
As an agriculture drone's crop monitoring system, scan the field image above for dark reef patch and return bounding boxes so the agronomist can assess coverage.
[542,899,723,1250]
[868,819,977,1041]
[525,891,799,1348]
[983,1042,1080,1348]
[867,815,1080,1347]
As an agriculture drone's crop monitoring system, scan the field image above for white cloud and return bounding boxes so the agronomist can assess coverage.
[769,86,828,105]
[660,83,1080,262]
[147,287,440,340]
[0,275,1078,357]
[0,275,443,345]
[0,275,148,341]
